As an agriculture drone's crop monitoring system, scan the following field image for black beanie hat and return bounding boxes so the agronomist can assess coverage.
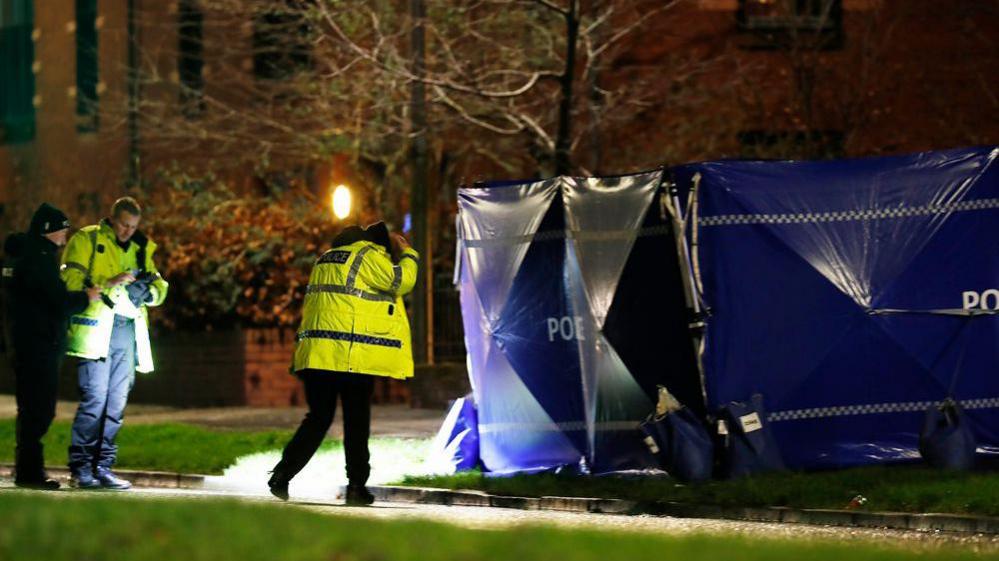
[331,225,365,249]
[365,221,391,254]
[29,203,71,235]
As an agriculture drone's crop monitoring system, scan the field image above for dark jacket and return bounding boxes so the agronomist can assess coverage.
[2,233,89,353]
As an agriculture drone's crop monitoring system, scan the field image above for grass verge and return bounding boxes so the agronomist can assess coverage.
[0,420,294,475]
[0,492,988,561]
[5,417,996,520]
[400,466,999,517]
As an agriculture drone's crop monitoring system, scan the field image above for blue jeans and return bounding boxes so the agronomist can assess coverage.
[68,317,136,471]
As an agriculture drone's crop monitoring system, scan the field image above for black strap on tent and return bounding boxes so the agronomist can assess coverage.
[131,230,149,274]
[82,229,118,310]
[869,308,997,317]
[944,316,976,401]
[929,316,975,426]
[85,229,97,282]
[874,308,985,405]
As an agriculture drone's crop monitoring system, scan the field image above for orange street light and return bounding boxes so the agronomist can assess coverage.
[332,184,352,220]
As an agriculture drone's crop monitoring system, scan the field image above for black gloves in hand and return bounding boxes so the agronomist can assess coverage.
[126,272,159,306]
[126,283,151,306]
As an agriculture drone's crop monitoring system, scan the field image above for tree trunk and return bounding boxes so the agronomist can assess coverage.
[554,1,580,176]
[127,0,141,187]
[409,0,430,364]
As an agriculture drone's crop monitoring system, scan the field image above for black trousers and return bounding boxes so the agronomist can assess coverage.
[12,347,61,480]
[276,370,375,486]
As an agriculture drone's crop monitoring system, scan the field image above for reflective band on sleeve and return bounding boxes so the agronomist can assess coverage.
[400,253,419,264]
[71,317,99,327]
[345,246,373,289]
[305,284,394,303]
[296,329,402,348]
[390,265,402,294]
[62,262,88,274]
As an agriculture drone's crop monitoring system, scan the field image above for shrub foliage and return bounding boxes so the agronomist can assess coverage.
[143,172,364,329]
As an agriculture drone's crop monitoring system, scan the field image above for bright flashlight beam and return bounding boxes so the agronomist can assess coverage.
[205,437,435,500]
[332,185,351,219]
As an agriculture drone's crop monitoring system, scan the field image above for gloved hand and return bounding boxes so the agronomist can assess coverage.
[126,272,159,306]
[126,282,151,306]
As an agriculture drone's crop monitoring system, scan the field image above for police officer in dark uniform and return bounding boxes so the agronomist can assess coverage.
[2,203,99,489]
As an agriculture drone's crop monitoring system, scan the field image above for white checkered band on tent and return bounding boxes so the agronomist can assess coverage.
[478,420,642,434]
[767,397,999,423]
[462,224,674,247]
[698,198,999,227]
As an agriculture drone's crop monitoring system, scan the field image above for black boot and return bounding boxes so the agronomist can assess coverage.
[14,448,58,490]
[345,484,374,506]
[14,475,59,491]
[268,469,290,501]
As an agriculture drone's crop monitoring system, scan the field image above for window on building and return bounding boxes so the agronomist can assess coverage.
[0,0,35,144]
[736,0,843,50]
[76,0,99,132]
[252,0,314,81]
[178,0,205,116]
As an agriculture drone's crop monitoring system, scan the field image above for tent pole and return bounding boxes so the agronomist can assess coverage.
[662,170,709,411]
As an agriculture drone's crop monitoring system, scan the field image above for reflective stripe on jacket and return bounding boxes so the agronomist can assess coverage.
[293,241,419,379]
[60,220,168,373]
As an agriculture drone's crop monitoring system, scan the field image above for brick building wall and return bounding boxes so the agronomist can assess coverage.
[590,0,999,170]
[0,0,132,234]
[242,328,301,407]
[131,328,246,407]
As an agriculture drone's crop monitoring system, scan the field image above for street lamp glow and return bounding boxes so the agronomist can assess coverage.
[332,184,351,219]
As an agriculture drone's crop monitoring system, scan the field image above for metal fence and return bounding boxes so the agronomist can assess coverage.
[432,270,466,363]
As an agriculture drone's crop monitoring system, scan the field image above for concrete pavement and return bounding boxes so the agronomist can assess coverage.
[0,394,446,438]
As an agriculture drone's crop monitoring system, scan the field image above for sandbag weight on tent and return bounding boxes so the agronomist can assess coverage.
[918,315,979,471]
[640,406,714,482]
[919,399,976,470]
[717,394,785,478]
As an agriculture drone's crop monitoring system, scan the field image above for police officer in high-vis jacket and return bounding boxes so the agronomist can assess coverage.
[268,221,419,505]
[61,197,168,489]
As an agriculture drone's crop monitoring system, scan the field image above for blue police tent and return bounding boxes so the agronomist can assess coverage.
[455,171,702,474]
[675,146,999,469]
[455,146,999,475]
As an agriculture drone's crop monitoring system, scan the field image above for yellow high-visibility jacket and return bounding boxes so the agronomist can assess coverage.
[293,240,419,379]
[60,219,168,373]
